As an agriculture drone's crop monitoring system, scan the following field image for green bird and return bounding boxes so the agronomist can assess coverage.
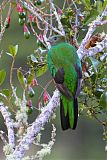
[47,35,82,130]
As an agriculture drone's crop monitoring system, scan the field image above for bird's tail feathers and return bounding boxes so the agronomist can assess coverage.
[60,98,70,130]
[60,97,78,130]
[72,98,78,129]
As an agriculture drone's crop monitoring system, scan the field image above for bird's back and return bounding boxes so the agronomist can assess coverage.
[48,42,78,65]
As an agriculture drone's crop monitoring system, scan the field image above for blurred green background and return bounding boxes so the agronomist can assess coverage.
[0,1,107,160]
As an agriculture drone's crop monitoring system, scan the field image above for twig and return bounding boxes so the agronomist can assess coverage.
[0,103,15,148]
[19,0,64,35]
[0,1,12,42]
[0,130,7,144]
[89,108,103,125]
[49,0,65,35]
[77,5,107,58]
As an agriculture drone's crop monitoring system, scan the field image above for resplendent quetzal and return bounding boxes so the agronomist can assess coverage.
[47,35,82,130]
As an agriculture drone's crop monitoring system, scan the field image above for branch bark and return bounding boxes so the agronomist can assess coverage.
[0,103,15,148]
[11,89,60,160]
[77,5,107,59]
[78,35,107,60]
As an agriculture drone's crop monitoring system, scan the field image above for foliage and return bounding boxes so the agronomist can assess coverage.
[0,0,107,160]
[0,69,6,86]
[78,53,107,136]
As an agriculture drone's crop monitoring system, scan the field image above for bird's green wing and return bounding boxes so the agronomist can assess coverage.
[48,49,73,98]
[74,63,82,97]
[47,50,57,77]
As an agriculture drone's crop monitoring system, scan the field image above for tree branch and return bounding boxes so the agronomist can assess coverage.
[0,102,15,148]
[77,5,107,59]
[19,0,64,36]
[78,35,107,60]
[49,0,65,35]
[11,89,60,159]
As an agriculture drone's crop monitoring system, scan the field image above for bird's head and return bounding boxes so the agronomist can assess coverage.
[48,35,66,46]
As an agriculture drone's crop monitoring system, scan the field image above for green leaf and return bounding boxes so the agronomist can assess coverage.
[36,64,48,77]
[7,45,18,57]
[0,69,6,86]
[89,57,100,73]
[27,74,34,85]
[100,92,107,111]
[17,70,25,88]
[103,0,107,9]
[82,0,91,9]
[2,89,12,98]
[96,1,103,14]
[84,9,98,25]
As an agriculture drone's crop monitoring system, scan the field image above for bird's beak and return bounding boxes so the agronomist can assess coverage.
[47,39,51,43]
[47,37,53,43]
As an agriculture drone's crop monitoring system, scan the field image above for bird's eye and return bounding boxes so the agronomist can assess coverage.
[54,37,57,41]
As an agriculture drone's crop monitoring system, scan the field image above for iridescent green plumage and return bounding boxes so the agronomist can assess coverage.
[47,35,82,130]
